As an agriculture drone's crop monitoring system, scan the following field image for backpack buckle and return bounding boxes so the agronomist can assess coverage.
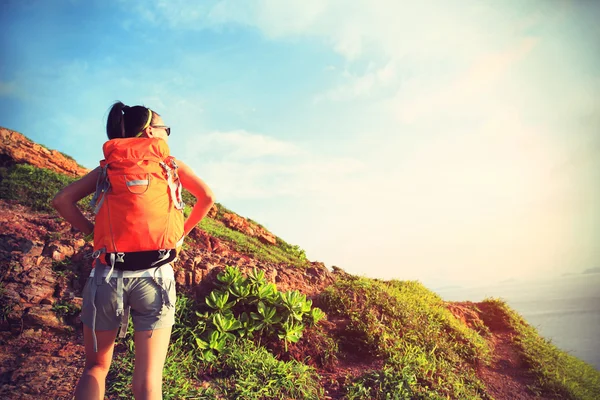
[116,252,125,263]
[92,248,106,259]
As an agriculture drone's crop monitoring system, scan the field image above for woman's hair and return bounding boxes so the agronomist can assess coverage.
[106,101,161,139]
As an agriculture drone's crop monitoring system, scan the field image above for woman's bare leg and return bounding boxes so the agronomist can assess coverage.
[132,327,172,400]
[74,326,118,400]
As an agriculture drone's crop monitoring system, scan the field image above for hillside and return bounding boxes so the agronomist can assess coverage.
[1,126,599,399]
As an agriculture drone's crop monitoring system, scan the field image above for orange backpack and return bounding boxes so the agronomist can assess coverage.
[90,137,185,270]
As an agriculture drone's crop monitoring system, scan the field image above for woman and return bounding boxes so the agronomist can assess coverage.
[52,101,215,400]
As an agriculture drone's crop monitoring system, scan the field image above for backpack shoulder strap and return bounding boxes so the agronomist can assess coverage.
[160,156,185,210]
[89,164,110,214]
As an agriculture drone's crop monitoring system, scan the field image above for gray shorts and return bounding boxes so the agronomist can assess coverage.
[80,273,176,332]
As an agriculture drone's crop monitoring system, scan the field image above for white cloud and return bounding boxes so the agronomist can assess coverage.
[314,61,397,102]
[199,156,363,200]
[391,37,539,123]
[181,129,364,199]
[125,0,554,105]
[195,130,302,159]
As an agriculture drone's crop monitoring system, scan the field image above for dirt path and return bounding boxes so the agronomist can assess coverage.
[455,301,554,400]
[477,330,551,400]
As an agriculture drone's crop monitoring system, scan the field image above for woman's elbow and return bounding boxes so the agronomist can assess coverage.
[51,192,65,211]
[204,190,216,206]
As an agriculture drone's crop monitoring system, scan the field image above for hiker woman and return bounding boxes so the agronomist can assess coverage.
[52,101,215,400]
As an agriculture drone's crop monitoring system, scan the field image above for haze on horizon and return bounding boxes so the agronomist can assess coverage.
[1,0,599,288]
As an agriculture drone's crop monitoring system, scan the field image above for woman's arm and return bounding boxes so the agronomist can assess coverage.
[51,167,100,235]
[177,160,215,236]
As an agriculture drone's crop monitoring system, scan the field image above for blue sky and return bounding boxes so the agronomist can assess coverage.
[1,0,599,287]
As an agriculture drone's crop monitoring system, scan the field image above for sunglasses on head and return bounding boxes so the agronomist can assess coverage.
[151,125,171,136]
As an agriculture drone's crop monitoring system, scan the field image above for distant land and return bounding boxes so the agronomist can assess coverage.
[561,267,599,277]
[582,267,600,275]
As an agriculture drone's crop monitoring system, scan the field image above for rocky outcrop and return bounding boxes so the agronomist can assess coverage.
[222,212,277,245]
[0,127,89,177]
[187,226,226,254]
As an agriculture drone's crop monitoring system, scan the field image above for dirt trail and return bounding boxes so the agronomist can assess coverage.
[450,301,554,400]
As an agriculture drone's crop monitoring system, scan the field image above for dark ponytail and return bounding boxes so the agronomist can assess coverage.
[106,101,159,139]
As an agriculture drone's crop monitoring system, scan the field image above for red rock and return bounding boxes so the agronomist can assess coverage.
[257,231,277,245]
[0,128,89,177]
[210,237,224,254]
[21,281,55,304]
[207,204,218,218]
[222,213,278,245]
[25,305,64,331]
[174,270,186,286]
[222,213,253,235]
[192,268,203,285]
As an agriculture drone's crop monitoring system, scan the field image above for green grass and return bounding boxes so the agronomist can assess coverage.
[345,365,416,400]
[219,340,323,399]
[199,217,307,266]
[52,300,80,318]
[0,283,15,322]
[481,298,600,400]
[0,164,91,213]
[320,276,491,399]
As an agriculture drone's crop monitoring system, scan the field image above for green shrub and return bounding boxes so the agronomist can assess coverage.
[194,266,326,361]
[275,237,307,262]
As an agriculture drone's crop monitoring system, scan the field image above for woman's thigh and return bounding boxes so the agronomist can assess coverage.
[82,325,119,369]
[133,326,173,380]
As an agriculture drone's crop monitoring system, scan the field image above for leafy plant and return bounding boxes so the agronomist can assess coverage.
[309,307,326,326]
[278,320,304,351]
[205,290,235,313]
[195,266,326,360]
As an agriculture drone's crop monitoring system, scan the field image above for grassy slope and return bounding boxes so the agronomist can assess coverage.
[1,161,599,399]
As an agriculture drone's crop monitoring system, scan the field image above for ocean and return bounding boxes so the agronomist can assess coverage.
[435,273,600,370]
